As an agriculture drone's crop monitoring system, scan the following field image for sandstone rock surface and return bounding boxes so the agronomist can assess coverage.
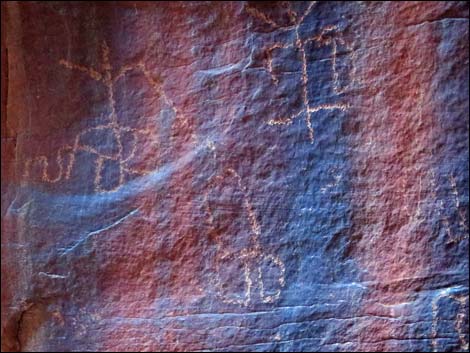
[1,1,469,351]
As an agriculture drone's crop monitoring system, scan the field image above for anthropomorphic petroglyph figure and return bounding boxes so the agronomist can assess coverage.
[247,2,353,143]
[204,168,285,306]
[24,41,177,192]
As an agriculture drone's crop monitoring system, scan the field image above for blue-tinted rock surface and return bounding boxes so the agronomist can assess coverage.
[1,1,469,351]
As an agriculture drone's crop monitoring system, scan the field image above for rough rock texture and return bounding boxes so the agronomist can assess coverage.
[1,1,469,352]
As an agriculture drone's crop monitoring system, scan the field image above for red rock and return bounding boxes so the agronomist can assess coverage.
[1,2,469,352]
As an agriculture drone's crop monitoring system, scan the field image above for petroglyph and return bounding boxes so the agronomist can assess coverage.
[430,171,469,244]
[449,174,469,237]
[23,146,74,183]
[246,1,318,30]
[431,287,469,352]
[247,2,352,143]
[24,41,177,192]
[204,168,285,306]
[305,24,355,95]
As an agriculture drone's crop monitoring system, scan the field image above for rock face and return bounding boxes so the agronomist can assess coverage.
[1,1,469,351]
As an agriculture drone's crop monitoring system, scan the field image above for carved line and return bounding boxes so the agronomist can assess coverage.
[26,40,175,193]
[431,289,469,352]
[449,174,469,235]
[245,6,281,29]
[430,171,469,244]
[264,42,293,85]
[246,1,317,29]
[204,168,285,306]
[305,25,352,95]
[252,5,352,143]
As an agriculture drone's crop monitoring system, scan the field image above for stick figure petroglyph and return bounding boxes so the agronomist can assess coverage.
[247,2,352,143]
[24,41,177,193]
[204,168,285,306]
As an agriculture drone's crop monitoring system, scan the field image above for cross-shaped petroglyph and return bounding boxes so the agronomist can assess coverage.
[431,287,469,352]
[247,2,352,143]
[24,41,177,193]
[204,168,285,306]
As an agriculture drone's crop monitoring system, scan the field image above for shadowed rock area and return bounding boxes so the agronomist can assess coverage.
[1,1,469,352]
